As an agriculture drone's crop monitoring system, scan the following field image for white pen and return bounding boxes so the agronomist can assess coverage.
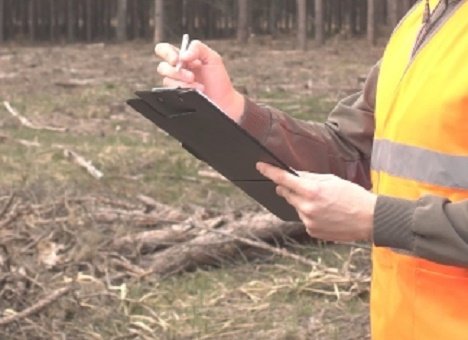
[176,34,190,72]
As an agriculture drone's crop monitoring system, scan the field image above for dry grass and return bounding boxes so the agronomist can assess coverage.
[0,38,382,339]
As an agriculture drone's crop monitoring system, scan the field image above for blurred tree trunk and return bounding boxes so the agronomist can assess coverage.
[367,0,376,45]
[85,0,92,41]
[154,0,164,43]
[268,0,278,37]
[0,0,4,43]
[402,0,413,12]
[117,0,127,42]
[103,0,111,40]
[237,0,249,43]
[49,0,55,41]
[132,1,139,39]
[315,0,324,45]
[388,0,399,28]
[28,0,35,41]
[67,0,75,42]
[296,0,307,50]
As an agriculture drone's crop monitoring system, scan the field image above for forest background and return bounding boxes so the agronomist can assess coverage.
[1,0,417,46]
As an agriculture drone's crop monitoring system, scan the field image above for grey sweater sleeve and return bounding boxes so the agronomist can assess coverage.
[239,62,468,267]
[374,196,468,267]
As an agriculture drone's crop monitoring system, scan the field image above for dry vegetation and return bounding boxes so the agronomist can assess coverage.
[0,37,382,339]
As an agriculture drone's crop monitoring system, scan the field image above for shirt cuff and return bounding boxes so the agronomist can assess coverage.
[373,195,417,251]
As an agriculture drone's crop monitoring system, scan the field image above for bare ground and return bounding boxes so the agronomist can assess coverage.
[0,37,383,339]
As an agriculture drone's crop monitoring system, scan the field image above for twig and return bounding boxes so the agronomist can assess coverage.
[62,148,104,179]
[198,169,228,181]
[111,257,150,277]
[0,285,75,326]
[3,101,67,132]
[0,193,15,220]
[0,202,24,228]
[54,79,97,88]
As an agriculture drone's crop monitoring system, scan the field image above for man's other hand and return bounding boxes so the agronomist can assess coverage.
[257,162,377,242]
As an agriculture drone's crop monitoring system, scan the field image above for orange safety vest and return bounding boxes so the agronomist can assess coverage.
[371,0,468,339]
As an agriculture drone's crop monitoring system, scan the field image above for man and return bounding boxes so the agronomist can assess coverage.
[154,0,467,338]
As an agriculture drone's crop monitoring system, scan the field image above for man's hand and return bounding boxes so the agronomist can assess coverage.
[256,162,377,242]
[155,40,245,123]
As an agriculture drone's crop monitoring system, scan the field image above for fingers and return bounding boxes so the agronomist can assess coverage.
[276,185,317,216]
[155,43,179,66]
[257,162,317,198]
[157,61,194,83]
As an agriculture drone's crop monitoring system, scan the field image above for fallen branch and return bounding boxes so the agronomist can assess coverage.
[193,223,319,268]
[94,207,185,226]
[144,213,309,277]
[54,79,97,88]
[62,148,104,179]
[0,285,75,326]
[113,224,195,252]
[3,101,67,132]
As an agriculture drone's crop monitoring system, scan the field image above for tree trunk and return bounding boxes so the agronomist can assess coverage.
[154,0,164,43]
[314,0,324,45]
[117,0,127,42]
[388,0,400,29]
[132,0,139,39]
[268,0,278,38]
[296,0,307,50]
[103,0,111,40]
[237,0,249,43]
[367,0,376,45]
[49,0,55,41]
[86,0,92,41]
[28,0,35,41]
[402,0,413,12]
[0,0,4,43]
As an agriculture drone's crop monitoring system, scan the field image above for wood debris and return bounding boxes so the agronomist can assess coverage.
[0,285,75,326]
[62,148,104,179]
[3,101,67,132]
[54,79,97,88]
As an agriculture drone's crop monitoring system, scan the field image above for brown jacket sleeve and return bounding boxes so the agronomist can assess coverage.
[240,62,379,189]
[239,62,468,267]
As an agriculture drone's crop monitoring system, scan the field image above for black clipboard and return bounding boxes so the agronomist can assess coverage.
[127,88,299,221]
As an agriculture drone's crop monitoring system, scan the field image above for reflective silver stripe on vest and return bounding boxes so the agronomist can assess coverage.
[371,139,468,189]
